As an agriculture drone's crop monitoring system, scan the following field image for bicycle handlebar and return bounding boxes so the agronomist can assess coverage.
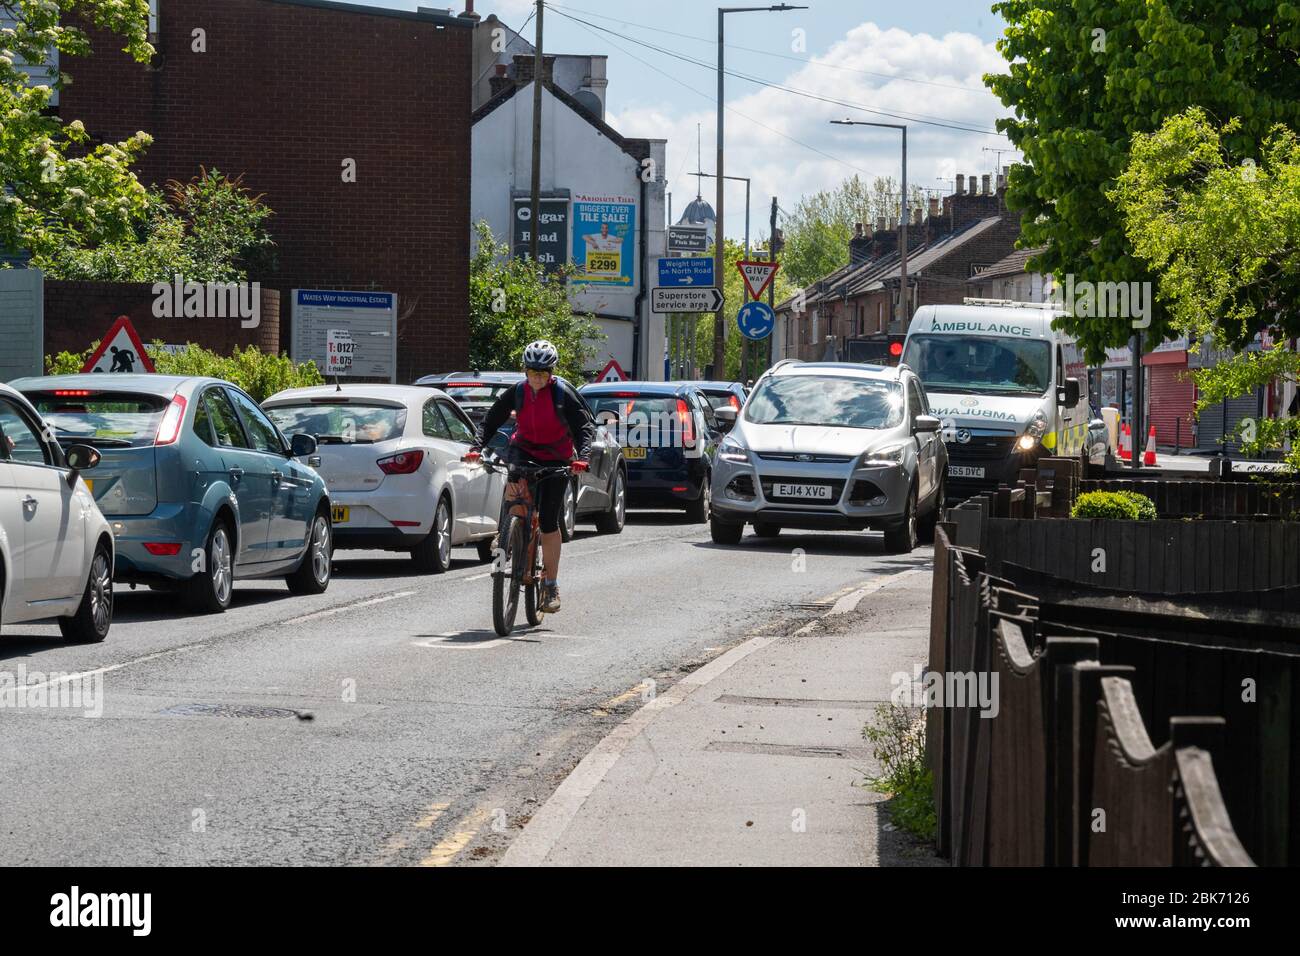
[461,451,578,479]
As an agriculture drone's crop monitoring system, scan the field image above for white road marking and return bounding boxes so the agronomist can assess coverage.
[281,590,417,626]
[11,643,207,696]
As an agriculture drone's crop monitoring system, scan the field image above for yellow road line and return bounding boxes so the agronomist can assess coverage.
[420,806,491,867]
[413,801,451,829]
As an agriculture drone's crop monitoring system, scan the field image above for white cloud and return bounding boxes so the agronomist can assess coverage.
[606,20,1014,244]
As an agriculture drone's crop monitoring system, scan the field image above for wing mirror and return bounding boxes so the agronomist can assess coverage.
[290,433,319,458]
[64,443,101,488]
[714,406,738,432]
[913,414,941,434]
[1057,377,1081,407]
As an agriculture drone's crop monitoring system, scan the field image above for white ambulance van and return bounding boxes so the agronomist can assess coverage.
[901,300,1107,497]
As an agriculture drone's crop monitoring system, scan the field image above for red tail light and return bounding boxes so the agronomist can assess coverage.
[144,542,182,556]
[54,389,95,397]
[155,394,187,445]
[728,395,741,410]
[611,391,639,398]
[377,450,424,475]
[677,399,695,445]
[444,382,482,388]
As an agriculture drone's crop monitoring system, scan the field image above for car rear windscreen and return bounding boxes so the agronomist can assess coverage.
[29,392,168,448]
[702,391,741,411]
[266,403,407,444]
[442,384,511,403]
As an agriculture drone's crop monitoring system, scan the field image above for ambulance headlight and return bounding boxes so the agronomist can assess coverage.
[1017,434,1038,451]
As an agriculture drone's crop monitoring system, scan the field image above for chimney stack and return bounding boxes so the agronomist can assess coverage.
[875,216,887,233]
[997,172,1007,191]
[968,174,978,195]
[848,222,872,266]
[928,196,940,219]
[955,174,965,195]
[982,174,992,195]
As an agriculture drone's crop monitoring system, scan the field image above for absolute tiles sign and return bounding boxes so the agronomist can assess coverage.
[291,290,397,382]
[571,193,636,287]
[512,194,569,273]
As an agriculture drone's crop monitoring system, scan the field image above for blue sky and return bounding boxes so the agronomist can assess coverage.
[350,1,1014,243]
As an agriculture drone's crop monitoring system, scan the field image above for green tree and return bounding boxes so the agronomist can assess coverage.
[780,175,922,287]
[468,221,602,382]
[1,0,156,263]
[987,0,1300,360]
[34,169,277,281]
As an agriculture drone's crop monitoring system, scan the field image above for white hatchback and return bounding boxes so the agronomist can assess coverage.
[0,383,115,642]
[263,385,505,573]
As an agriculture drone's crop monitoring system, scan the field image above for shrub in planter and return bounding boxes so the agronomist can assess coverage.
[1071,490,1142,520]
[1117,490,1158,520]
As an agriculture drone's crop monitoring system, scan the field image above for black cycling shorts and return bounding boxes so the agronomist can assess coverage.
[508,450,568,534]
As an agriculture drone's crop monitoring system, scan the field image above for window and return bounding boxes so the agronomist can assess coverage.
[227,389,284,455]
[204,389,249,449]
[422,400,452,440]
[0,399,51,465]
[438,402,477,444]
[265,403,406,444]
[27,391,168,448]
[745,376,904,430]
[193,394,216,446]
[907,380,925,420]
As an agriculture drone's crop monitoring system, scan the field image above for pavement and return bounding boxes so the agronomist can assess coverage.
[503,562,941,867]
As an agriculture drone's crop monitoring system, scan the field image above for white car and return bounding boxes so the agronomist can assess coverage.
[263,384,504,573]
[0,383,115,642]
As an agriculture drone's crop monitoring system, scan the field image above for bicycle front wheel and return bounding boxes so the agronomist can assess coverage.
[492,516,525,637]
[524,531,544,626]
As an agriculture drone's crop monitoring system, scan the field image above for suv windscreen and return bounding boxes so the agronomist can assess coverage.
[29,391,168,448]
[744,376,903,429]
[903,334,1052,395]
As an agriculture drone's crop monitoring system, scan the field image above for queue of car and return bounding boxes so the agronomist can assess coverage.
[0,358,957,643]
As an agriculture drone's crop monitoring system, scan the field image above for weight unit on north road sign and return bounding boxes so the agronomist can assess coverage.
[651,287,724,314]
[657,257,715,288]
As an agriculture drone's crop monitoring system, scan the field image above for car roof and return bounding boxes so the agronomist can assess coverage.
[263,383,451,407]
[693,381,744,391]
[580,380,699,397]
[766,361,905,382]
[415,371,524,385]
[9,373,225,396]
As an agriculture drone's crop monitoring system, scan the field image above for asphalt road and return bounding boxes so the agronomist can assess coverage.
[0,510,931,866]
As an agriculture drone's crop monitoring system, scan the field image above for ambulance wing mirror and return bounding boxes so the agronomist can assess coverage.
[1058,377,1080,407]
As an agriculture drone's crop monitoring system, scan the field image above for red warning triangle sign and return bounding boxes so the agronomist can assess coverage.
[737,260,779,299]
[597,358,628,382]
[81,315,156,374]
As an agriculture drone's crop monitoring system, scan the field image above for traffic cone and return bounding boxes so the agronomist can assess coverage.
[1143,425,1157,466]
[1119,423,1131,461]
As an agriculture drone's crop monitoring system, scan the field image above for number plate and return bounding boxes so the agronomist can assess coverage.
[774,483,832,500]
[331,505,350,523]
[623,446,647,460]
[949,466,985,479]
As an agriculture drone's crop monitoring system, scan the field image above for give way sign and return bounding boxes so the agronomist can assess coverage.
[737,260,780,300]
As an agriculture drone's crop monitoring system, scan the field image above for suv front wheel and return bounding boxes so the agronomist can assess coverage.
[710,515,743,545]
[883,484,918,554]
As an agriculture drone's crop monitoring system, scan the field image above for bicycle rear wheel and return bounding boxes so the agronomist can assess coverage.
[492,516,525,636]
[524,531,544,626]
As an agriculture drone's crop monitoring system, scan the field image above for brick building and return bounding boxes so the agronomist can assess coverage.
[58,0,475,382]
[774,173,1022,362]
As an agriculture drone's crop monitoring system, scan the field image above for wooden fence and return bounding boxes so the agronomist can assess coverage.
[929,527,1264,866]
[1082,478,1300,519]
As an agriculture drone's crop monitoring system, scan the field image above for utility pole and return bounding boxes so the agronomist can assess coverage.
[767,195,778,373]
[528,0,544,262]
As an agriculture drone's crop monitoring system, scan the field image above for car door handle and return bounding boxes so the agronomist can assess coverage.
[271,470,283,483]
[22,495,37,511]
[229,467,244,483]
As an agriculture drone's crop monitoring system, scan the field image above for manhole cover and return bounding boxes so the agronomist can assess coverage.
[157,703,300,719]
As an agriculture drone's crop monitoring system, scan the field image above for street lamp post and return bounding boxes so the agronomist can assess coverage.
[715,4,806,377]
[831,118,909,332]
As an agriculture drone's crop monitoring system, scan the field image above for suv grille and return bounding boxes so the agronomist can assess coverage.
[753,451,854,464]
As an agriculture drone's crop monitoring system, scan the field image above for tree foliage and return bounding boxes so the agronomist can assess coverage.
[1,0,156,263]
[780,175,923,288]
[987,0,1300,360]
[34,169,277,281]
[469,221,602,382]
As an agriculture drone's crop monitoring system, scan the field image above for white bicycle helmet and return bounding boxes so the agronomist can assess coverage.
[522,340,559,370]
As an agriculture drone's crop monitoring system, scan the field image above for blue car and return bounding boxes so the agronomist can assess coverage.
[12,375,332,613]
[579,381,722,523]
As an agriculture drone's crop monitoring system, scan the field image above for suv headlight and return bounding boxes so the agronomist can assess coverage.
[862,443,907,465]
[719,435,749,463]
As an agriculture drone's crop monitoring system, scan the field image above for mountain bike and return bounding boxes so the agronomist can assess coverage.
[464,452,581,637]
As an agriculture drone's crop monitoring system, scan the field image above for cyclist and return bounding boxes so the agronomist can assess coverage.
[471,340,594,613]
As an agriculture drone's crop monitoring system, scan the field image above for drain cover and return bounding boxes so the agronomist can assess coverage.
[158,703,300,719]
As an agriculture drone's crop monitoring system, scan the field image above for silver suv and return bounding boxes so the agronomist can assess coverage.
[709,361,947,553]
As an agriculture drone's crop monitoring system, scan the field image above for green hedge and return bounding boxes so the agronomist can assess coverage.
[1071,489,1158,520]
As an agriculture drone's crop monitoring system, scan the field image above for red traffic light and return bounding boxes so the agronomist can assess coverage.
[889,341,904,357]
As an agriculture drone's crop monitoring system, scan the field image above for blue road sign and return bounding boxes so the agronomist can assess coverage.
[657,257,715,288]
[736,300,775,340]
